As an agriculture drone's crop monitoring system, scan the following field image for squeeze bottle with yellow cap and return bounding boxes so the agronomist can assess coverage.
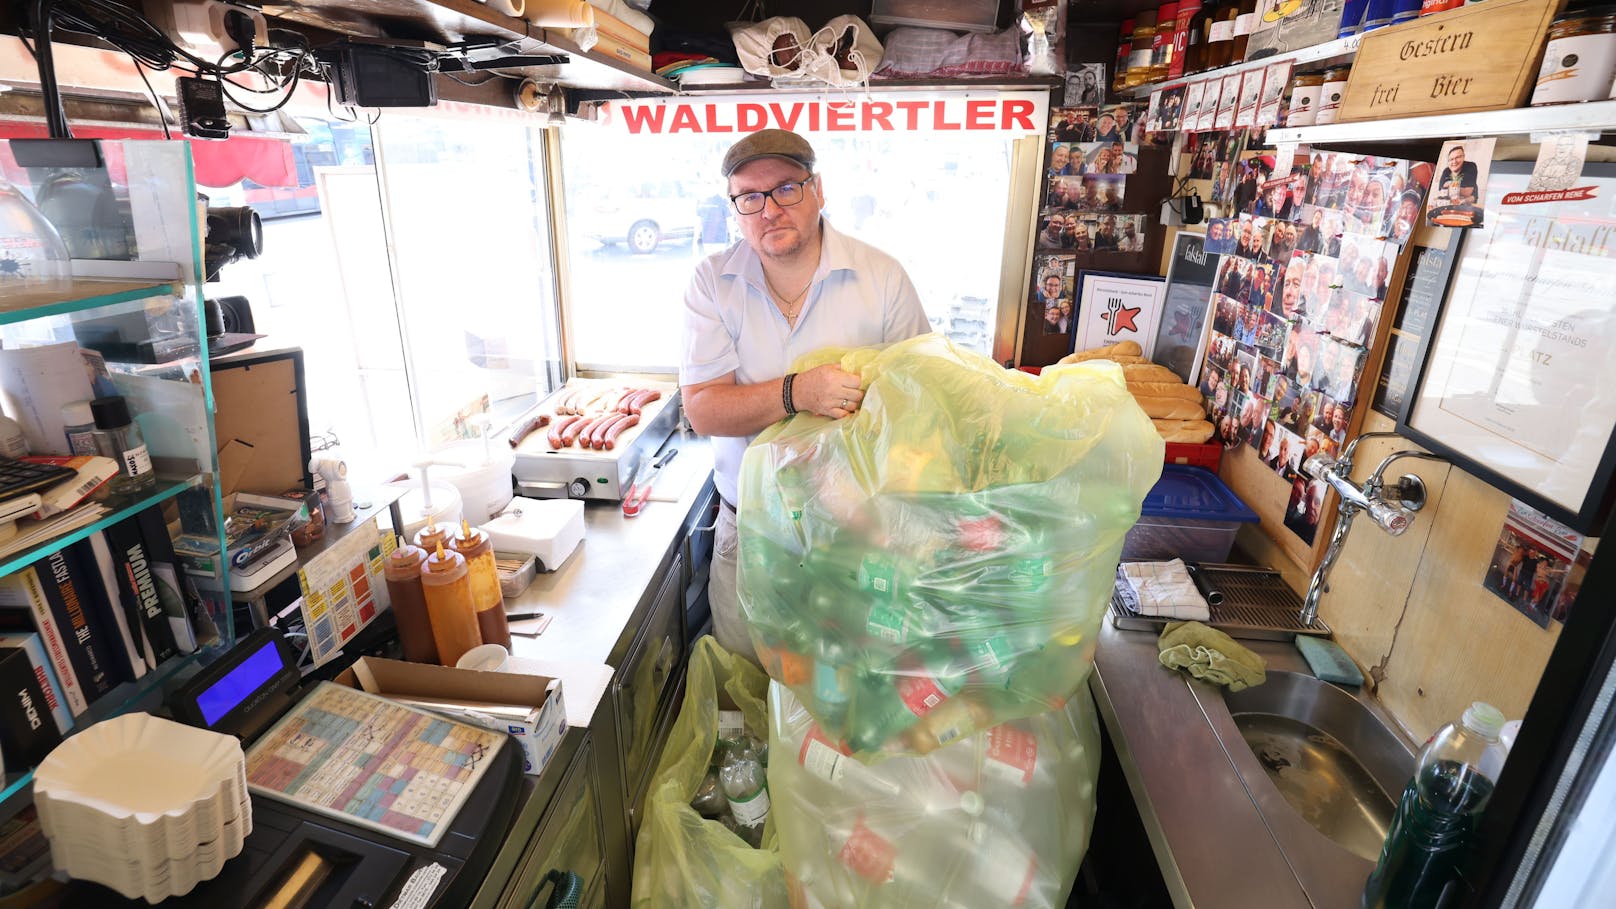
[419,541,481,667]
[452,520,512,649]
[383,538,437,664]
[414,519,453,554]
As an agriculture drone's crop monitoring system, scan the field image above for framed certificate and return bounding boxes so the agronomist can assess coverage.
[1071,270,1166,358]
[1398,161,1616,533]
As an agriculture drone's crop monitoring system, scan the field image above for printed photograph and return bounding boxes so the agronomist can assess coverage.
[1048,142,1082,175]
[1484,503,1581,628]
[1064,65,1107,107]
[1078,141,1140,175]
[1208,331,1237,369]
[1211,293,1242,335]
[1049,107,1099,143]
[1283,475,1329,544]
[1047,174,1085,209]
[1205,217,1237,255]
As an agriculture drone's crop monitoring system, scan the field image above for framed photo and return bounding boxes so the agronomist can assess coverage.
[1398,161,1616,533]
[1156,231,1220,384]
[1071,270,1167,358]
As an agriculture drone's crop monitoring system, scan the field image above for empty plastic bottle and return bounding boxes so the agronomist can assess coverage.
[721,739,770,848]
[1363,701,1505,909]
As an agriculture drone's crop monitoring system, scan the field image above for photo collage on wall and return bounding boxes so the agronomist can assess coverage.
[1197,151,1434,544]
[1032,104,1152,338]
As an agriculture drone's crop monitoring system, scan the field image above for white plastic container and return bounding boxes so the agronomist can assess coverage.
[422,437,516,524]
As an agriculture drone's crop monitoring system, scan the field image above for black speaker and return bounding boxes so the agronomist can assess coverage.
[212,295,257,334]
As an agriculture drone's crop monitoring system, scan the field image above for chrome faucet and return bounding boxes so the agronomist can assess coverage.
[1299,431,1447,626]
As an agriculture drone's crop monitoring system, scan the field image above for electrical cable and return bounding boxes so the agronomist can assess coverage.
[133,64,171,139]
[29,0,72,138]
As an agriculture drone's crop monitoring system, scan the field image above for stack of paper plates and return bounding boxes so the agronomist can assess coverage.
[33,713,250,902]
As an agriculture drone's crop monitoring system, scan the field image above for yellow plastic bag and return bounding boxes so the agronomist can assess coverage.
[631,637,790,909]
[738,333,1162,758]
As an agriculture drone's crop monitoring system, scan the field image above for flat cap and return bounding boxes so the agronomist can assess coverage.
[721,129,816,177]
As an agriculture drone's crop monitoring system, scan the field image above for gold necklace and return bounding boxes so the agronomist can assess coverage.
[765,276,811,323]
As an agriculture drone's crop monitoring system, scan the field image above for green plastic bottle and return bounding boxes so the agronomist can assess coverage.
[1363,702,1504,909]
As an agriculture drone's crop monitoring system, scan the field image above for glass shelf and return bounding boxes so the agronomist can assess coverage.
[0,474,204,580]
[1268,99,1616,146]
[0,641,218,813]
[0,280,178,325]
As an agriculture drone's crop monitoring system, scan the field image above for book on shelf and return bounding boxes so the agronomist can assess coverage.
[0,645,63,768]
[36,550,119,693]
[0,806,50,892]
[102,511,181,665]
[67,539,145,682]
[84,530,156,672]
[0,569,87,717]
[0,633,72,736]
[136,507,208,652]
[21,455,118,519]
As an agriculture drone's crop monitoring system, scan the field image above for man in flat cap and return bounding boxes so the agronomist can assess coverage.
[680,128,930,662]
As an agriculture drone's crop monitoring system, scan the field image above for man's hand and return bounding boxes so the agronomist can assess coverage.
[795,364,864,419]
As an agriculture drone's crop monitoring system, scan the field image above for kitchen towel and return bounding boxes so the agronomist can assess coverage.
[1122,558,1211,621]
[1158,620,1266,691]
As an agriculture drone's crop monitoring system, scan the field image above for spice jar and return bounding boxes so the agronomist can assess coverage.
[1113,19,1135,92]
[1126,10,1159,87]
[1149,2,1181,83]
[1286,72,1326,126]
[1532,8,1616,105]
[1315,66,1351,124]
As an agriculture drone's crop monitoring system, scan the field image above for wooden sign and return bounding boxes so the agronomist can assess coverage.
[1336,0,1564,123]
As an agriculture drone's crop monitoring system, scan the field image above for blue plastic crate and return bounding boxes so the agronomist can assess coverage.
[1123,466,1259,563]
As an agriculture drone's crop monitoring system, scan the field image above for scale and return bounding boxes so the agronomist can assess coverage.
[62,629,524,909]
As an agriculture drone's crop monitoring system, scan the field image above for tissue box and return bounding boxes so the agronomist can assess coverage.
[483,498,585,572]
[335,656,567,776]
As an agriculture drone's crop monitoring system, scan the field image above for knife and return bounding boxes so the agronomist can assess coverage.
[623,448,678,517]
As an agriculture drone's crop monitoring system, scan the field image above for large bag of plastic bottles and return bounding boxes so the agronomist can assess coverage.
[737,333,1161,757]
[632,637,791,909]
[768,681,1102,909]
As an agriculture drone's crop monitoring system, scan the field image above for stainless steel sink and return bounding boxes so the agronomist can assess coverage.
[1222,672,1416,862]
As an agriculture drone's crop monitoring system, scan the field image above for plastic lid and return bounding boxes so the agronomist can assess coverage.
[958,791,984,817]
[423,542,466,574]
[61,400,94,424]
[386,538,427,572]
[90,395,133,430]
[1462,702,1506,739]
[1141,465,1261,523]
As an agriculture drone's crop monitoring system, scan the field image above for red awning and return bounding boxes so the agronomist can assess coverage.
[0,124,295,188]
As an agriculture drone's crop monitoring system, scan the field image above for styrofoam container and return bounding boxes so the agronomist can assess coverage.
[1121,466,1260,564]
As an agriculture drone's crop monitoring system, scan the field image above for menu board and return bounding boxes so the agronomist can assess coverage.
[246,683,505,847]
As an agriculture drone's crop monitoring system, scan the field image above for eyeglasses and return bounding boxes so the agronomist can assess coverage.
[730,177,814,216]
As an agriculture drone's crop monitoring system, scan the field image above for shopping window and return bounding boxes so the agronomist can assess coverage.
[559,91,1049,372]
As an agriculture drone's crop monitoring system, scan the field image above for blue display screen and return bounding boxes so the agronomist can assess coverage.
[197,641,283,725]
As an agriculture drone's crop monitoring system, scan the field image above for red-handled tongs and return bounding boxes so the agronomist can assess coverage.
[623,448,678,517]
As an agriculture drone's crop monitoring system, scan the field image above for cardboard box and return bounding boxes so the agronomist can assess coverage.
[334,656,567,776]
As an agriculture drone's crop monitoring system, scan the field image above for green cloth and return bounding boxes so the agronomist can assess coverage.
[1157,620,1267,691]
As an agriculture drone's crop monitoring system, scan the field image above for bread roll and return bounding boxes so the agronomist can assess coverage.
[1126,381,1202,402]
[1152,419,1216,444]
[1121,363,1183,385]
[1134,395,1206,420]
[1056,340,1144,365]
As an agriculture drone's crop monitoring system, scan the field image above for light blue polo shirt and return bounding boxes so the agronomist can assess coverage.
[680,219,932,506]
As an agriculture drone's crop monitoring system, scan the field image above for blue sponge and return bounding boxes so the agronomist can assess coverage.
[1296,636,1365,687]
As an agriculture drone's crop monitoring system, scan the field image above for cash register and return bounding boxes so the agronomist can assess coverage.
[58,629,525,908]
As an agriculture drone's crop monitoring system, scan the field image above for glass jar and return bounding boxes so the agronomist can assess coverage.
[1113,19,1135,92]
[1315,65,1352,124]
[1286,72,1326,126]
[1532,9,1616,105]
[1126,10,1159,87]
[1149,2,1180,83]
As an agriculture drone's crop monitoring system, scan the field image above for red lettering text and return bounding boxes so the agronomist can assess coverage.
[769,102,804,132]
[861,101,894,131]
[826,103,855,131]
[1002,99,1036,131]
[704,105,733,133]
[737,103,768,131]
[669,105,701,132]
[966,100,994,130]
[618,104,665,134]
[895,100,928,130]
[932,102,961,130]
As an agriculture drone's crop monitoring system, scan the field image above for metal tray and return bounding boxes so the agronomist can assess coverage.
[1109,562,1331,641]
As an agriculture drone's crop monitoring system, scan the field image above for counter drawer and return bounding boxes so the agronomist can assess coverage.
[612,551,686,811]
[500,739,607,909]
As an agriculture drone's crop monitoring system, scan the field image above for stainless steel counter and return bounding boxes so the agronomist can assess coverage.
[1091,622,1313,909]
[506,432,713,680]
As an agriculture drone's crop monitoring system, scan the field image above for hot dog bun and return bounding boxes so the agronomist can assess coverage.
[1134,396,1207,421]
[1152,419,1216,443]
